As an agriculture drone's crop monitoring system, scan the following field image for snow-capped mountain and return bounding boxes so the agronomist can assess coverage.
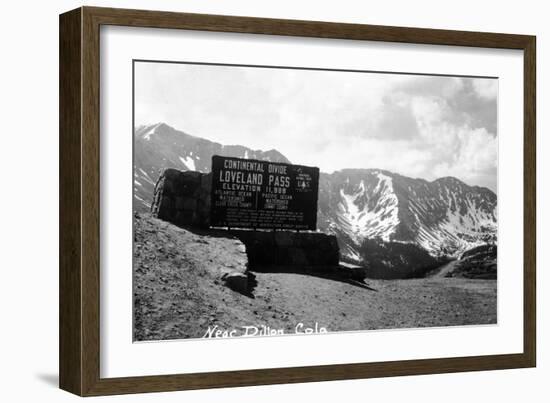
[317,169,497,261]
[134,123,497,263]
[134,123,289,211]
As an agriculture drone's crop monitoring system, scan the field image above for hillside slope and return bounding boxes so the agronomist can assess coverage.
[446,244,497,279]
[133,214,496,341]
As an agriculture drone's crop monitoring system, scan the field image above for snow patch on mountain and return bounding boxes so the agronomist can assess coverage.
[336,173,399,244]
[179,155,196,171]
[141,123,163,141]
[414,194,497,255]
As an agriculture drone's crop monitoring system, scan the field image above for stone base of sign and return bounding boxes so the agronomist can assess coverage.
[151,168,341,270]
[151,168,211,228]
[232,229,340,268]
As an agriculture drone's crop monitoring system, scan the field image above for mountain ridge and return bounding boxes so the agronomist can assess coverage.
[134,123,497,263]
[317,168,496,261]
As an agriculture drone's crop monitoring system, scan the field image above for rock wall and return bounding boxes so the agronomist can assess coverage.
[151,168,211,228]
[151,168,340,268]
[234,230,339,268]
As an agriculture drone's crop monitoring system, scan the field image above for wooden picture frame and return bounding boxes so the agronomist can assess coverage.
[59,6,536,396]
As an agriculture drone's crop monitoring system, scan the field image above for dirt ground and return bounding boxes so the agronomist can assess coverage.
[133,214,497,341]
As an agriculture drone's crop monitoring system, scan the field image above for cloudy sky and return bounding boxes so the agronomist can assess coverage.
[135,61,498,191]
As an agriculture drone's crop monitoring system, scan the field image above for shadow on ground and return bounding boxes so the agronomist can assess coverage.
[251,265,377,292]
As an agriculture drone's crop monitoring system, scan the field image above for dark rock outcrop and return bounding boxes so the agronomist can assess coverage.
[221,272,249,294]
[446,244,497,279]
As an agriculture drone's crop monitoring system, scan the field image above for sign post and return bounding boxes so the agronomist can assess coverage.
[210,155,319,230]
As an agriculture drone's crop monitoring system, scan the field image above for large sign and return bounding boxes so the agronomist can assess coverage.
[210,155,319,230]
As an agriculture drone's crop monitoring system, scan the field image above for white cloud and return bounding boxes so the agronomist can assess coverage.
[135,62,498,190]
[472,79,498,100]
[431,127,497,185]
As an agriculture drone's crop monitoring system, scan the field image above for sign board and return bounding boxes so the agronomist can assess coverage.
[210,155,319,230]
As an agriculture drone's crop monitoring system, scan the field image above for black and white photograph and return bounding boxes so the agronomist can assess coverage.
[132,61,498,342]
[2,0,545,400]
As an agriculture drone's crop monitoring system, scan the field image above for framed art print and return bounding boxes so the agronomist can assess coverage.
[59,6,536,396]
